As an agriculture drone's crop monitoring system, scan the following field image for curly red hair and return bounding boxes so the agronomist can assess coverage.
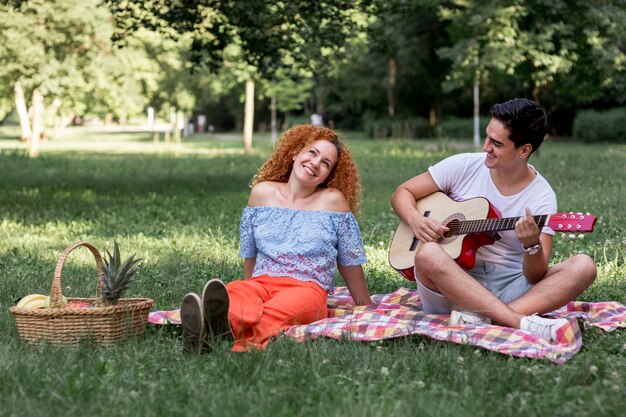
[252,124,362,213]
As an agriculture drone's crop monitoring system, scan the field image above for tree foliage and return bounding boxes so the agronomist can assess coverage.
[1,0,624,136]
[105,0,374,79]
[0,0,150,123]
[438,0,626,105]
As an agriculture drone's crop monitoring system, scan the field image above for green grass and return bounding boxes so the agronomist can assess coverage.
[1,128,625,417]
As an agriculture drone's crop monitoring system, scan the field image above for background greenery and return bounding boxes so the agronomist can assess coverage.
[1,129,624,417]
[1,0,625,137]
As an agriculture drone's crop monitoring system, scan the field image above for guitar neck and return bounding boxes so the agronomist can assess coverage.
[456,215,549,235]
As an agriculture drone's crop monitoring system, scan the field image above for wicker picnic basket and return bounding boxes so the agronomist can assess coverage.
[9,241,154,345]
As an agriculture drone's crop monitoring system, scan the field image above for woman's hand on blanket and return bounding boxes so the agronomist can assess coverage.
[338,265,372,305]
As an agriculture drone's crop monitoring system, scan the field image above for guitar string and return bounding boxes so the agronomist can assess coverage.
[455,215,548,235]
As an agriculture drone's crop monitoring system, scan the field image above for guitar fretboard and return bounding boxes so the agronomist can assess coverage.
[455,215,549,235]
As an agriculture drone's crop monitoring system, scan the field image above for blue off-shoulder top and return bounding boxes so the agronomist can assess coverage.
[239,206,367,293]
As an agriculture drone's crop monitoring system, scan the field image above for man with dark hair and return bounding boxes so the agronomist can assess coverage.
[489,98,548,154]
[391,98,596,340]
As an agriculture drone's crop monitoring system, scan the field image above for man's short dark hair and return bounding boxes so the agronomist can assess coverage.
[489,98,547,155]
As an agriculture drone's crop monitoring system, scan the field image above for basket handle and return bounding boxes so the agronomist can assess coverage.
[50,241,104,308]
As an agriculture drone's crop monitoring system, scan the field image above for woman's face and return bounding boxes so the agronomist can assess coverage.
[292,140,339,187]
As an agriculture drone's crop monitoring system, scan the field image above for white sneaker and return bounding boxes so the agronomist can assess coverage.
[520,315,569,341]
[449,310,491,326]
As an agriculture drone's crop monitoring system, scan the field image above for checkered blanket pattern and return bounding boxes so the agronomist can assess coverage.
[149,309,181,326]
[284,287,626,364]
[148,287,626,364]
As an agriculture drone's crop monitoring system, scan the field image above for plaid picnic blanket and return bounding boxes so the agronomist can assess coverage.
[148,287,626,364]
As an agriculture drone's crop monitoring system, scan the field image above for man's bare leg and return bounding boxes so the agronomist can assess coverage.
[416,244,597,328]
[414,242,525,328]
[507,254,596,315]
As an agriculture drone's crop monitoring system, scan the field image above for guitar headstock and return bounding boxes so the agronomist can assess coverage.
[548,213,597,233]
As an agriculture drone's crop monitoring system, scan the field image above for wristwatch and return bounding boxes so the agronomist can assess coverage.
[523,242,541,255]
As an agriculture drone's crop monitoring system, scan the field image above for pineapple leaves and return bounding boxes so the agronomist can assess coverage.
[99,240,143,306]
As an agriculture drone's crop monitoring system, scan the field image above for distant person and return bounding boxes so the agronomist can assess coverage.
[310,113,323,126]
[391,98,596,341]
[181,124,372,353]
[197,114,207,133]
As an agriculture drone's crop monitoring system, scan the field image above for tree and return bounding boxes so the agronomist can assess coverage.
[368,1,450,127]
[105,0,375,149]
[320,0,452,133]
[128,29,203,134]
[258,66,314,142]
[437,2,557,146]
[550,0,626,106]
[0,0,153,152]
[106,1,373,76]
[438,0,626,138]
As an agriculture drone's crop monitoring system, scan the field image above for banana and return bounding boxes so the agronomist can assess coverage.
[16,294,48,309]
[25,298,47,309]
[44,296,68,309]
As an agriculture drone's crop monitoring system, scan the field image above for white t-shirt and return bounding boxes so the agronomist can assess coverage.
[428,152,557,270]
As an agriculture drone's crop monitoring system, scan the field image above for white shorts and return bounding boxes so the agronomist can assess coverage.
[416,260,533,314]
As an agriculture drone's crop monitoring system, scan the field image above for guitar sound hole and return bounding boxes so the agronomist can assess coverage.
[444,219,460,238]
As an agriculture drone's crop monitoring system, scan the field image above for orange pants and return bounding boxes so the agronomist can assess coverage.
[226,275,328,352]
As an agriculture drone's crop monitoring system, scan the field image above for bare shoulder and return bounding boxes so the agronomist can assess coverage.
[317,187,350,212]
[248,181,279,206]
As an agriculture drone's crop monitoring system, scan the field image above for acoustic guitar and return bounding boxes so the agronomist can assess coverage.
[388,192,597,281]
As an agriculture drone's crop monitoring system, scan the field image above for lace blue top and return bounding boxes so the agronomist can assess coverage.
[239,206,367,293]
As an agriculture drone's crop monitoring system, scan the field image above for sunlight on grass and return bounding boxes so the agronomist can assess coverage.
[1,126,625,417]
[0,136,252,155]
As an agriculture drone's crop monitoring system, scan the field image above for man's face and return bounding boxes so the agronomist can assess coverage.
[482,118,525,169]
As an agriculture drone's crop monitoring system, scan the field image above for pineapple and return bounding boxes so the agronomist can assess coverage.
[97,241,143,306]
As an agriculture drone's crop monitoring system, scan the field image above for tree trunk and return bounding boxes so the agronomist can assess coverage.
[316,84,324,114]
[29,89,44,158]
[532,84,540,103]
[14,82,32,141]
[271,92,278,144]
[47,98,62,140]
[429,101,443,138]
[473,77,481,149]
[166,107,175,145]
[243,79,255,154]
[147,107,154,129]
[387,56,397,118]
[429,90,444,138]
[53,111,75,140]
[175,111,184,143]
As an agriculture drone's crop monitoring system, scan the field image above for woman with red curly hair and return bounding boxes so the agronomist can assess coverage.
[181,124,372,353]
